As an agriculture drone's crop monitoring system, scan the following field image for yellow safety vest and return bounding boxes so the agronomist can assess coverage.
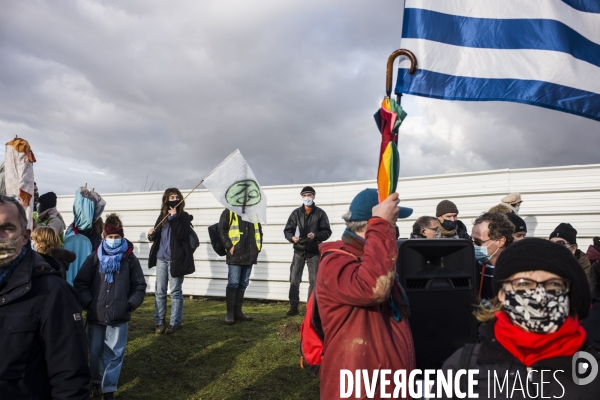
[228,211,262,251]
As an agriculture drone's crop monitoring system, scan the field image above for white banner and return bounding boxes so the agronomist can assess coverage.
[203,149,267,224]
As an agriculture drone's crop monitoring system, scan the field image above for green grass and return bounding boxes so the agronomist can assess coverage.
[117,296,320,399]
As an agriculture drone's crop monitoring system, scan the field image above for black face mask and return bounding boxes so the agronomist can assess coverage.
[441,219,457,231]
[167,200,179,209]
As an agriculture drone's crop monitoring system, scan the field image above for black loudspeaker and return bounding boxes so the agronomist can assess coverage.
[396,238,478,370]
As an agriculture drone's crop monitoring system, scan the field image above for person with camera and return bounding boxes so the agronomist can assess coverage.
[283,186,331,316]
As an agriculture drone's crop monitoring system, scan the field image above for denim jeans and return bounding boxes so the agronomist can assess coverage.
[289,253,319,307]
[88,322,128,394]
[154,259,184,326]
[227,265,252,291]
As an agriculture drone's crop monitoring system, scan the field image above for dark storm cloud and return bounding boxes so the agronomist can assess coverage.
[0,0,597,195]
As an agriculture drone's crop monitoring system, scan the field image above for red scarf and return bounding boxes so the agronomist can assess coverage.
[494,311,586,367]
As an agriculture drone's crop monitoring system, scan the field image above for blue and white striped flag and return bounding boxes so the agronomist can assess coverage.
[396,1,600,121]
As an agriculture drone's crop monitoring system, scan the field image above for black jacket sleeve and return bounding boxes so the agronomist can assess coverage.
[169,212,192,242]
[218,209,233,250]
[127,255,147,311]
[41,283,91,400]
[314,210,332,242]
[283,209,298,242]
[73,253,97,310]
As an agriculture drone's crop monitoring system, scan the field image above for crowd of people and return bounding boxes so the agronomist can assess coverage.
[1,180,600,399]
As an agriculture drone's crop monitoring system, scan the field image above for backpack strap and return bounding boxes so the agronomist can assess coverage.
[320,248,361,262]
[478,263,486,302]
[454,343,476,400]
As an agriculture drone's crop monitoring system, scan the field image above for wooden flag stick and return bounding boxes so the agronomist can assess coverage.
[154,179,205,229]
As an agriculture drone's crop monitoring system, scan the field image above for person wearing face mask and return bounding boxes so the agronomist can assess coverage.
[438,238,599,399]
[0,195,91,399]
[549,223,592,290]
[34,191,66,238]
[147,188,195,334]
[471,212,514,301]
[74,213,146,400]
[283,186,332,316]
[501,192,523,214]
[435,200,472,240]
[31,226,76,280]
[410,216,441,239]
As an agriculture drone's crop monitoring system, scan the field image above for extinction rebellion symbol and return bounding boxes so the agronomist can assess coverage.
[225,180,261,213]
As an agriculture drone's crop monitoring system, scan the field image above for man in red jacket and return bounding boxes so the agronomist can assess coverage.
[316,189,416,399]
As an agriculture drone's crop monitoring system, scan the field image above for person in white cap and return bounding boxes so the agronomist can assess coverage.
[501,192,523,214]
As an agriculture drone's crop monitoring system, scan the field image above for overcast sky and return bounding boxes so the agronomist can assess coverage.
[1,0,598,196]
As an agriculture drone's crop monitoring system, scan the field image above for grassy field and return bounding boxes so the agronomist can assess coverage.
[116,296,320,399]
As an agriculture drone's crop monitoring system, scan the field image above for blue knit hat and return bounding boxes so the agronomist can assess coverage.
[348,189,412,221]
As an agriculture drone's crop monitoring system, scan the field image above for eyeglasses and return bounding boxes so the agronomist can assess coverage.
[424,227,440,233]
[472,237,495,247]
[553,240,573,249]
[501,278,570,293]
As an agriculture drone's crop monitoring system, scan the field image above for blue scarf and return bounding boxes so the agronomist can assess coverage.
[97,239,129,283]
[0,246,29,291]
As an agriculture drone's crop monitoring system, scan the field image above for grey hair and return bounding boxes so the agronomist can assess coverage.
[342,210,368,233]
[0,195,28,232]
[412,216,437,235]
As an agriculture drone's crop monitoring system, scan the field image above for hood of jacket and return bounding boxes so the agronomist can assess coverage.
[47,248,77,264]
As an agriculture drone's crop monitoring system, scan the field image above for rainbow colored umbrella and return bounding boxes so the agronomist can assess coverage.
[374,49,416,203]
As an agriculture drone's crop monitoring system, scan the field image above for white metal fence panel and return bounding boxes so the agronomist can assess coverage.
[56,164,600,301]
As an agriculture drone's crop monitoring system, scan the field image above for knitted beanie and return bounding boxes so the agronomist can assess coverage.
[300,186,315,196]
[38,192,57,213]
[506,213,527,233]
[436,200,458,217]
[104,224,124,238]
[549,223,577,245]
[494,238,590,319]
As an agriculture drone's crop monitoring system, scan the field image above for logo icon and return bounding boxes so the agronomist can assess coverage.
[572,351,598,385]
[225,180,261,213]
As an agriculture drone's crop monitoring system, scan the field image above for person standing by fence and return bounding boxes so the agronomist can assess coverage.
[218,209,263,325]
[283,186,331,316]
[148,188,195,334]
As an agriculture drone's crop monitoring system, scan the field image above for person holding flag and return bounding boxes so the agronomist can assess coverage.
[147,188,196,335]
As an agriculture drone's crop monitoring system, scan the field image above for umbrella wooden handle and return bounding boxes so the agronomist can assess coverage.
[386,49,417,98]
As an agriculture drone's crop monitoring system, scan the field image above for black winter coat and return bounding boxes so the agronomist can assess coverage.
[438,321,600,399]
[0,249,90,400]
[218,209,263,265]
[40,247,76,280]
[148,211,195,277]
[283,204,332,255]
[74,241,147,325]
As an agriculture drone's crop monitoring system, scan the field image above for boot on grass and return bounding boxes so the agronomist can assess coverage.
[234,289,253,321]
[225,289,236,325]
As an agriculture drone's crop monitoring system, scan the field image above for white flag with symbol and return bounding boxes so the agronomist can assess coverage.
[203,149,267,224]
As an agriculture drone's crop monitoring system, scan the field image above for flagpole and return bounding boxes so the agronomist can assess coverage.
[152,149,241,229]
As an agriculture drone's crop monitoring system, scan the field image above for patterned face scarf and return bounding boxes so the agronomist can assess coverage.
[503,285,570,334]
